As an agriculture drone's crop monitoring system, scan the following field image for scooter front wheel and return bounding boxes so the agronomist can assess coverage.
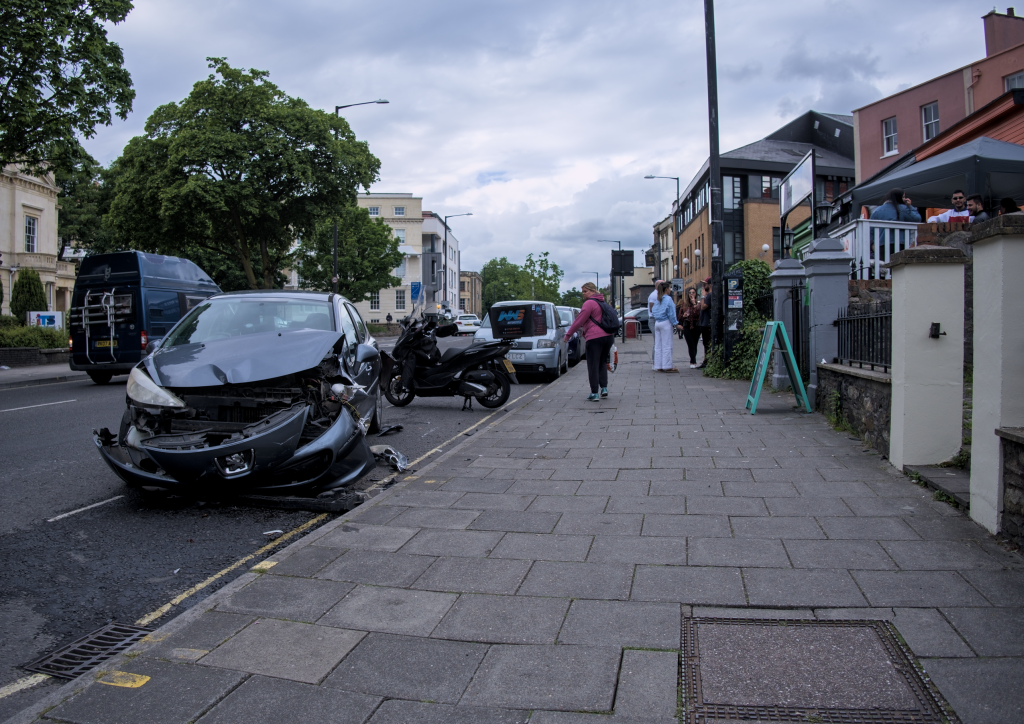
[476,371,511,409]
[383,377,415,407]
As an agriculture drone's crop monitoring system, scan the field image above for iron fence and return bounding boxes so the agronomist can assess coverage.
[789,285,810,380]
[836,301,892,372]
[751,291,774,320]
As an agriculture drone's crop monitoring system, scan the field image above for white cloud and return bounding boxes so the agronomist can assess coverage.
[87,0,990,290]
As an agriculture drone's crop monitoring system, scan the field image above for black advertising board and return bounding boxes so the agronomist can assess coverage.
[612,250,635,276]
[489,303,547,339]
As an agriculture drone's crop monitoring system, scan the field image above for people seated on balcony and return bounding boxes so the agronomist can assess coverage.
[870,188,922,222]
[998,197,1021,215]
[927,190,972,223]
[966,195,990,223]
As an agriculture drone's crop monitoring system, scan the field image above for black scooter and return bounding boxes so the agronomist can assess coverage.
[381,314,518,410]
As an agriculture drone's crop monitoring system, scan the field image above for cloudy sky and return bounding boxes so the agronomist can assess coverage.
[87,0,991,291]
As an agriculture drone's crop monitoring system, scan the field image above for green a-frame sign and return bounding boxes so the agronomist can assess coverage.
[746,321,811,414]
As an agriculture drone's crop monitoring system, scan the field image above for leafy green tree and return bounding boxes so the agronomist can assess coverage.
[295,207,403,300]
[481,257,530,314]
[11,269,47,323]
[105,58,380,290]
[522,252,563,303]
[560,287,583,307]
[55,146,117,253]
[0,1,135,172]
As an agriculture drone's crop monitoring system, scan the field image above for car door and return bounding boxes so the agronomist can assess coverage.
[338,302,379,418]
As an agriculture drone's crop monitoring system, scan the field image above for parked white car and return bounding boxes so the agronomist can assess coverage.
[454,314,481,335]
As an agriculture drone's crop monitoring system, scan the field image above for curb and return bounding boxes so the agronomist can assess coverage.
[0,372,89,391]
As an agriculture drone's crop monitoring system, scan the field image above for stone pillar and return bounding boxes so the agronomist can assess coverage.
[802,238,853,408]
[886,246,966,472]
[769,258,805,390]
[967,217,1024,533]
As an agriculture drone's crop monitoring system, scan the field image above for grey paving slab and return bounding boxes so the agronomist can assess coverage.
[751,468,825,483]
[412,556,532,594]
[683,468,755,483]
[527,495,610,513]
[316,550,436,587]
[815,607,896,620]
[586,536,687,564]
[819,467,894,481]
[319,585,457,636]
[784,540,898,570]
[451,493,536,510]
[216,574,354,623]
[196,675,381,724]
[468,510,562,533]
[729,516,826,539]
[842,496,937,517]
[852,571,992,607]
[816,516,921,540]
[461,644,620,711]
[642,514,731,538]
[686,496,769,516]
[200,618,364,683]
[431,593,569,644]
[489,532,593,562]
[142,611,254,662]
[693,606,814,619]
[696,622,918,710]
[743,568,869,607]
[558,599,680,648]
[45,659,246,724]
[890,608,975,658]
[506,479,581,495]
[880,540,1003,570]
[904,515,991,540]
[550,468,614,480]
[605,496,688,514]
[648,480,724,496]
[385,490,465,507]
[518,561,634,600]
[688,538,790,568]
[350,504,408,525]
[315,523,420,551]
[960,569,1024,606]
[793,481,879,497]
[386,507,483,530]
[366,700,530,724]
[324,633,487,704]
[765,497,854,517]
[554,513,644,536]
[269,545,345,578]
[631,565,746,606]
[921,657,1024,724]
[440,477,517,493]
[614,649,679,719]
[721,482,799,498]
[576,480,650,496]
[941,607,1024,656]
[400,529,505,557]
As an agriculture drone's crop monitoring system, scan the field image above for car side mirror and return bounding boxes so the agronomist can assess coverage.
[145,338,162,355]
[355,343,380,365]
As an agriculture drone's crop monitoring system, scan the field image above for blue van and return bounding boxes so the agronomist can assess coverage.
[69,252,221,384]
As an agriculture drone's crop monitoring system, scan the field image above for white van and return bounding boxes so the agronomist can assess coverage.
[471,301,569,382]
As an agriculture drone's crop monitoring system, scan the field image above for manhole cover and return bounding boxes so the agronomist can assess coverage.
[682,618,958,723]
[23,623,152,680]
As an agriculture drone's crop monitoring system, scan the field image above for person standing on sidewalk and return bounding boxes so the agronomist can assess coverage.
[697,277,713,368]
[651,280,684,373]
[563,282,614,401]
[679,286,702,368]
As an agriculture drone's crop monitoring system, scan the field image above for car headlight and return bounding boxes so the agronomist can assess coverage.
[537,339,556,348]
[126,367,186,408]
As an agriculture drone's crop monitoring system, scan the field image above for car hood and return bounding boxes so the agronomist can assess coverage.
[145,330,343,388]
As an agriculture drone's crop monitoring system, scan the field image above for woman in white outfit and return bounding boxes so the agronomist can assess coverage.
[650,280,684,372]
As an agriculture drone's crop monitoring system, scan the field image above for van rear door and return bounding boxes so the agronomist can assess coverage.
[70,286,140,365]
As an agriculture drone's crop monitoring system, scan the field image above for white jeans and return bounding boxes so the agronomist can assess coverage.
[653,320,674,369]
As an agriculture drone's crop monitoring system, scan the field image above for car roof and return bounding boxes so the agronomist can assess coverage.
[212,289,349,303]
[491,300,552,307]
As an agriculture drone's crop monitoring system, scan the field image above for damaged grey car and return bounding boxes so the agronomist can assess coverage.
[94,291,386,496]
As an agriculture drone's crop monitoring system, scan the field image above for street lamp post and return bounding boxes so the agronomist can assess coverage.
[443,213,472,315]
[331,100,389,293]
[644,175,680,282]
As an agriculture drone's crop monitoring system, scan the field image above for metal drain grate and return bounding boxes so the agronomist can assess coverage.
[681,618,960,724]
[22,623,151,680]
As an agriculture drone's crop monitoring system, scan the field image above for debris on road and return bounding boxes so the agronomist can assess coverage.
[376,424,403,436]
[370,445,409,472]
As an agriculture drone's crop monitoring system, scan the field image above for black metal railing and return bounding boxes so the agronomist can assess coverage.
[788,285,810,380]
[836,301,892,372]
[751,291,774,320]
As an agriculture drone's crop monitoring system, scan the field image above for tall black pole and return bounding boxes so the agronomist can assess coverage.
[332,222,338,294]
[705,0,724,348]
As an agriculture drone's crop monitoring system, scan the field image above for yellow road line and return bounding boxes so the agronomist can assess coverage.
[0,674,50,701]
[134,513,328,627]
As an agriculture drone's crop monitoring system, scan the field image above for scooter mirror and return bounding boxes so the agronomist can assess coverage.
[435,324,459,338]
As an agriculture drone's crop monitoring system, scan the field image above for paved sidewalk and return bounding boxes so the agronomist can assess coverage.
[10,336,1024,723]
[0,363,87,390]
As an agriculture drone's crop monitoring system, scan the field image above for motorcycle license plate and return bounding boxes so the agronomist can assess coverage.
[502,359,517,373]
[505,353,525,363]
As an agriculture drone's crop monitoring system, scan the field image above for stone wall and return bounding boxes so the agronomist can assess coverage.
[999,429,1024,548]
[816,363,892,458]
[848,279,892,310]
[916,222,973,365]
[0,347,70,368]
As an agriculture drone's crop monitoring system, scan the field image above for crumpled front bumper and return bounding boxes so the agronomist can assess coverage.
[94,405,375,496]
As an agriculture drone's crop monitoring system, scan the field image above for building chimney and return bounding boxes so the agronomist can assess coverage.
[984,9,1024,56]
[1010,8,1016,17]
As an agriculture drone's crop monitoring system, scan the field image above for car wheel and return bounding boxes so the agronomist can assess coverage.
[477,371,511,408]
[368,389,384,433]
[89,371,113,385]
[383,376,415,407]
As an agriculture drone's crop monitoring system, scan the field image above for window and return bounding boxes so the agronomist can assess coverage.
[459,281,465,292]
[1005,71,1024,91]
[393,257,406,277]
[459,298,466,310]
[25,215,38,252]
[344,302,367,343]
[394,228,406,243]
[922,102,940,141]
[369,291,380,310]
[723,176,743,210]
[761,176,780,199]
[882,117,898,155]
[393,206,405,217]
[367,206,380,217]
[772,227,782,262]
[395,289,406,310]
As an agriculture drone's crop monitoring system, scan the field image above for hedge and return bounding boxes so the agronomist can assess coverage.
[0,326,68,349]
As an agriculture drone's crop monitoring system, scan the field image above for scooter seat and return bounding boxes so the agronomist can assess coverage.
[440,347,464,363]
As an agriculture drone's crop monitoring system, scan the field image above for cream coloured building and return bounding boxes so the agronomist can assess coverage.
[0,165,76,317]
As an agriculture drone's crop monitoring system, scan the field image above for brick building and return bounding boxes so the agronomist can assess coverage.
[459,270,482,316]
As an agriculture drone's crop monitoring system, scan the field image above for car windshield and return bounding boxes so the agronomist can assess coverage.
[163,297,335,347]
[557,308,573,325]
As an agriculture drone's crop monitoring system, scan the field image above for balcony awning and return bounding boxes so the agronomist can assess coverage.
[398,245,418,255]
[852,136,1024,209]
